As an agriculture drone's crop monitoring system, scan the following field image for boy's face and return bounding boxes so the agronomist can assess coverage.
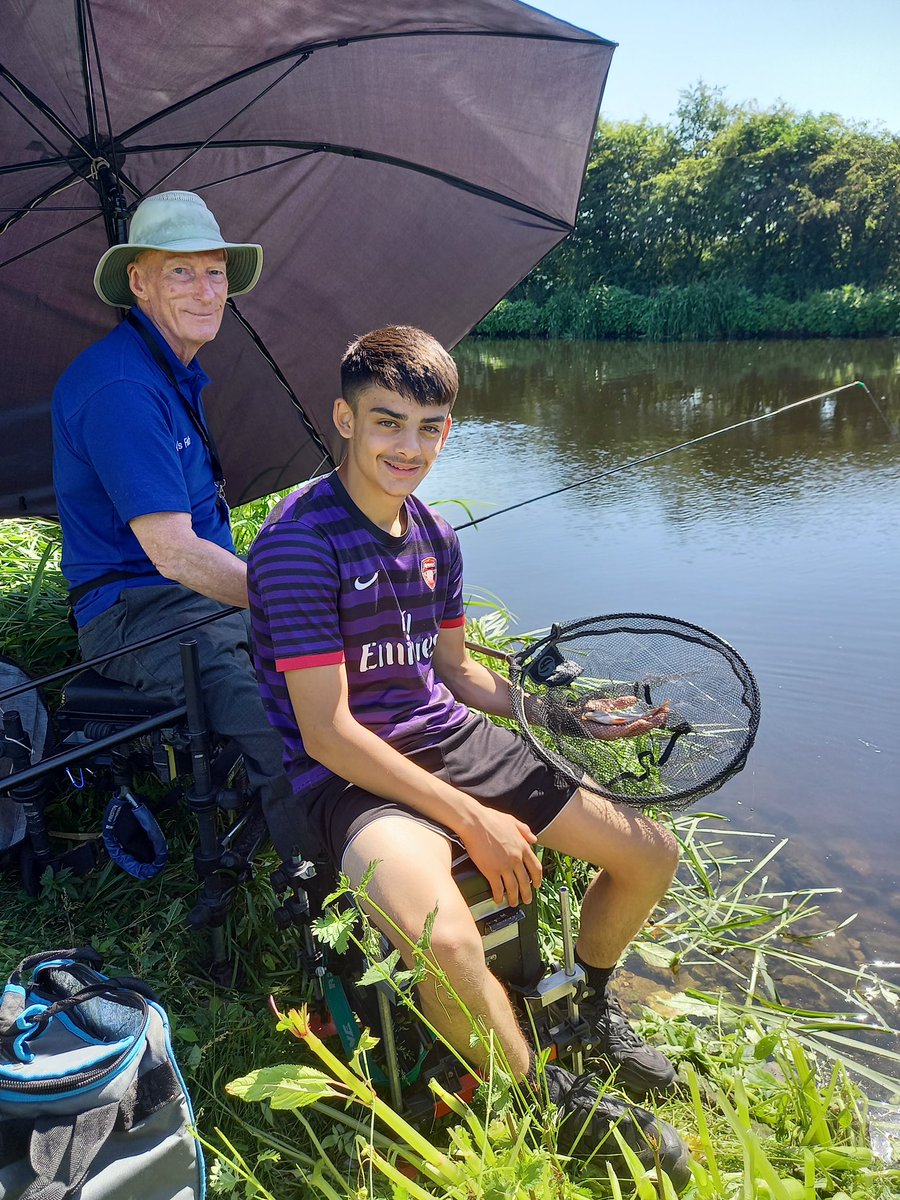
[333,385,452,503]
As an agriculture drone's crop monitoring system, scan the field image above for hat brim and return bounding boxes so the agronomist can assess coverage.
[94,239,263,308]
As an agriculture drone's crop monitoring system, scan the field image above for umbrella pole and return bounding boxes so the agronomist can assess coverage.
[96,163,129,247]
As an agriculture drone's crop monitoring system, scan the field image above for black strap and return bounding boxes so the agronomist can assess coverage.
[67,570,142,609]
[6,948,101,993]
[125,310,227,506]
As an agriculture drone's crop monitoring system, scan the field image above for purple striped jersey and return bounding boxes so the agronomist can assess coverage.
[247,471,470,796]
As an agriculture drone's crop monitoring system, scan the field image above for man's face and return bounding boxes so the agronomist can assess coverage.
[334,385,452,505]
[127,249,228,363]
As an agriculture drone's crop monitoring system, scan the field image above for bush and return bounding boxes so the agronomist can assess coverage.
[472,282,900,341]
[473,298,549,338]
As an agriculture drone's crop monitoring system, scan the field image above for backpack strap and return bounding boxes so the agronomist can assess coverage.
[0,950,102,1035]
[20,1102,120,1200]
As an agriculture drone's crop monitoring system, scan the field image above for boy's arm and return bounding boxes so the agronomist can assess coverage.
[434,623,527,719]
[434,624,668,740]
[284,662,542,905]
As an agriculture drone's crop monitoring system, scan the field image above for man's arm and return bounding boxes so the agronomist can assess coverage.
[130,512,248,608]
[285,661,542,905]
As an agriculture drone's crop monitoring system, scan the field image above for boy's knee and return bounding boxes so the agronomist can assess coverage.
[426,915,486,980]
[646,820,679,886]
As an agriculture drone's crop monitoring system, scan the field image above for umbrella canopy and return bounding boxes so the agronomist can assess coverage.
[0,1,614,518]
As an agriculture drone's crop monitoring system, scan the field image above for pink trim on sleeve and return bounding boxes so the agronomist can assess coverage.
[277,650,345,671]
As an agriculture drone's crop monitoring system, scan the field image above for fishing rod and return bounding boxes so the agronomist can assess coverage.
[452,380,896,533]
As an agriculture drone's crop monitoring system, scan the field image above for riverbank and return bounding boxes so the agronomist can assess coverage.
[1,513,898,1197]
[0,728,896,1198]
[474,282,900,342]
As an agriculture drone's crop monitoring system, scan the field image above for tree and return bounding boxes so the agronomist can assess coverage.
[523,89,900,300]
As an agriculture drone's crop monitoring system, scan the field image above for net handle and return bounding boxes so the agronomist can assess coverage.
[464,640,511,664]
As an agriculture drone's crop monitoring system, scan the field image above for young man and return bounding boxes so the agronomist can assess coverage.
[247,326,689,1185]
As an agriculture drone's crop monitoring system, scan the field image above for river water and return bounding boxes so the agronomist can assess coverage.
[425,336,900,971]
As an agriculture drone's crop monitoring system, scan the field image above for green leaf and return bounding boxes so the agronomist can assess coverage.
[226,1065,344,1110]
[753,1032,781,1060]
[357,950,401,988]
[312,907,357,954]
[812,1145,874,1170]
[633,940,676,969]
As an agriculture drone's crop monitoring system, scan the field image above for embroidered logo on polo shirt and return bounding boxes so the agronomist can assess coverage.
[421,556,437,590]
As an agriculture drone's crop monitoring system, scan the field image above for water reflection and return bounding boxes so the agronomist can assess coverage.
[451,337,899,481]
[428,336,900,975]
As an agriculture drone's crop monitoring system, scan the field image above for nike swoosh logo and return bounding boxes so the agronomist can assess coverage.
[354,572,379,591]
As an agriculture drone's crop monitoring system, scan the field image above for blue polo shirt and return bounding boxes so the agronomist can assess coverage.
[52,307,235,627]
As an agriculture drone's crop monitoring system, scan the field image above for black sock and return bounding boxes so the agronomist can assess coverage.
[575,951,614,1000]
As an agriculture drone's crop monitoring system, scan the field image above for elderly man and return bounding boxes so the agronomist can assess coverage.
[52,190,286,804]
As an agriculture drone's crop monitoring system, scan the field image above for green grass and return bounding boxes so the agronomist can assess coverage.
[0,518,75,681]
[1,520,898,1199]
[210,841,899,1199]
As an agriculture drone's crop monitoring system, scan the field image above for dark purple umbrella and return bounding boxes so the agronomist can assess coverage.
[0,1,613,517]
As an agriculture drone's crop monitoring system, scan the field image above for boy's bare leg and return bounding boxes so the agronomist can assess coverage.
[538,787,679,968]
[342,815,531,1077]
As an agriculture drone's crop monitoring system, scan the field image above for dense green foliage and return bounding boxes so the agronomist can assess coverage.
[477,86,900,341]
[475,282,900,342]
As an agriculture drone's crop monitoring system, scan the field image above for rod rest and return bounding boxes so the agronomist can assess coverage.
[57,668,174,731]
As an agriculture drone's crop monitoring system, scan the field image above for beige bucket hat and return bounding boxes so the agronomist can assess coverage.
[93,190,263,307]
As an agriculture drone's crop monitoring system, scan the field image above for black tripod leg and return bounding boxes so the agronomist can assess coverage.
[180,638,229,971]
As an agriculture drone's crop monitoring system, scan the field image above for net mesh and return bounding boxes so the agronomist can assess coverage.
[509,614,760,811]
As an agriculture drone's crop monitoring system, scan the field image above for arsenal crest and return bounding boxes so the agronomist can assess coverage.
[420,555,437,590]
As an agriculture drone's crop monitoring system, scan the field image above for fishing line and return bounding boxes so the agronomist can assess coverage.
[452,380,896,533]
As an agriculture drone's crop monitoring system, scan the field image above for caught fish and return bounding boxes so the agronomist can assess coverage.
[581,701,670,725]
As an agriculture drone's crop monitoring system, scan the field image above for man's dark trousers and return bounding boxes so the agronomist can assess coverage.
[78,583,284,790]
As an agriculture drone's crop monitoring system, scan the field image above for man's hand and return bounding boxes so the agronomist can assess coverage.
[576,695,670,741]
[456,805,542,907]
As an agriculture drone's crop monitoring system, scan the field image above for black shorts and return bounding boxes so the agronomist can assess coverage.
[269,713,579,871]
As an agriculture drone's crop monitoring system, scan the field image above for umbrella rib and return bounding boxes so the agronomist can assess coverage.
[123,139,574,232]
[225,299,336,469]
[0,161,143,246]
[75,0,100,149]
[0,206,101,269]
[139,52,312,199]
[173,149,320,194]
[83,0,126,189]
[0,64,96,168]
[0,156,75,176]
[119,27,612,143]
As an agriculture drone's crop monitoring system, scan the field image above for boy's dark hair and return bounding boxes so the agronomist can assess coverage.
[341,325,458,412]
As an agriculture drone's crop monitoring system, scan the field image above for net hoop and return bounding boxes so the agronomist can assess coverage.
[509,613,761,811]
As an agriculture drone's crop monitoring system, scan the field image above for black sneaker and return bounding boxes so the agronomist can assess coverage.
[543,1062,690,1191]
[580,991,677,1098]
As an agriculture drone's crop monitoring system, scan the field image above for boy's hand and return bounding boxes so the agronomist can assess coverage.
[576,695,670,740]
[457,806,542,907]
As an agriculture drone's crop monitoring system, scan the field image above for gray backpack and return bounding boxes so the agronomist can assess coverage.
[0,655,50,863]
[0,948,203,1200]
